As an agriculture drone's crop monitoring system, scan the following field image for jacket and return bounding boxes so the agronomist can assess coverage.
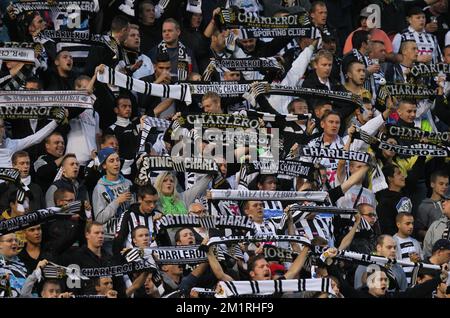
[423,215,450,257]
[416,198,443,232]
[92,175,133,240]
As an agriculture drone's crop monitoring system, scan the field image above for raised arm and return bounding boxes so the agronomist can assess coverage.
[284,245,310,279]
[207,244,234,282]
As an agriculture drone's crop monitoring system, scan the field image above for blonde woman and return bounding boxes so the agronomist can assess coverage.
[154,171,212,215]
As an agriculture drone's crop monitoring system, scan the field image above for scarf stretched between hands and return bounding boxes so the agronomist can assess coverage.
[385,124,450,146]
[208,57,284,73]
[216,7,313,38]
[0,91,94,119]
[377,83,436,104]
[135,156,218,186]
[355,128,449,157]
[0,201,81,235]
[300,147,372,163]
[216,278,335,298]
[243,82,363,110]
[96,65,192,104]
[410,63,450,77]
[205,234,311,247]
[209,189,328,202]
[155,214,256,232]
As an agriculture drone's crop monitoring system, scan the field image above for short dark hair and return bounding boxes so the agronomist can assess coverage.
[115,94,132,107]
[137,185,158,199]
[44,132,63,145]
[174,227,193,243]
[163,18,180,30]
[321,109,341,121]
[430,170,449,184]
[11,151,29,165]
[287,98,308,113]
[61,153,77,167]
[155,52,170,63]
[101,134,117,145]
[352,30,370,50]
[310,1,326,13]
[381,164,398,182]
[85,221,103,234]
[53,187,74,206]
[111,15,129,33]
[247,254,266,272]
[396,212,413,224]
[131,225,149,240]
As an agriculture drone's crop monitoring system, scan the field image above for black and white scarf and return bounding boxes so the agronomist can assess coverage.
[385,124,450,146]
[216,278,334,298]
[0,64,34,91]
[145,245,207,265]
[243,82,363,109]
[138,116,171,153]
[205,234,311,247]
[0,201,81,235]
[263,244,298,262]
[157,40,189,81]
[155,215,256,232]
[377,83,436,103]
[250,159,314,179]
[135,155,217,186]
[300,147,371,164]
[0,91,94,119]
[287,203,358,216]
[0,46,35,63]
[217,7,312,39]
[411,63,450,77]
[0,168,29,204]
[356,128,449,157]
[96,65,192,104]
[209,189,328,202]
[209,57,284,73]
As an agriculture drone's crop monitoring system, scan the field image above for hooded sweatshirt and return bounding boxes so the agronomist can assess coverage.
[92,175,133,240]
[416,198,443,232]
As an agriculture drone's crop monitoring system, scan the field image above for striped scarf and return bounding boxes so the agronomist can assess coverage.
[216,278,335,298]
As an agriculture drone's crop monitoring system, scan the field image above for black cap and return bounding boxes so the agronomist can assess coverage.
[407,6,425,17]
[432,239,450,254]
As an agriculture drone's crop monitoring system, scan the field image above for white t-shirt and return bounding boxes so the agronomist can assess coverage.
[66,110,100,165]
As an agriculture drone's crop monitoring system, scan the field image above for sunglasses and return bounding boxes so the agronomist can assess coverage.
[362,213,377,218]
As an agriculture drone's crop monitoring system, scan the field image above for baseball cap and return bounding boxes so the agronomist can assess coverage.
[432,239,450,254]
[98,147,116,167]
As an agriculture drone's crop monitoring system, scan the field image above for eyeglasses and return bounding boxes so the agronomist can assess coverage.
[361,212,377,218]
[0,238,19,243]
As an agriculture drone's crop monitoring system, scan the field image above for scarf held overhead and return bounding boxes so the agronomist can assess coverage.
[216,278,335,298]
[209,190,328,201]
[96,65,192,104]
[155,214,256,232]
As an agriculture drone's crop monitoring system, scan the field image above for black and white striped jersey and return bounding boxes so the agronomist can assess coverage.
[393,234,423,286]
[393,26,442,63]
[114,203,162,253]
